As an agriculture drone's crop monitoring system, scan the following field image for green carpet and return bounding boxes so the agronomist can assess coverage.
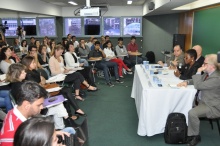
[77,75,220,146]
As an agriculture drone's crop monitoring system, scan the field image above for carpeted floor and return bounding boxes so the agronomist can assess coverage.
[76,74,220,146]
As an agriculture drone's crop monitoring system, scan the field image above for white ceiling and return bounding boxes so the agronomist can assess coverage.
[41,0,147,6]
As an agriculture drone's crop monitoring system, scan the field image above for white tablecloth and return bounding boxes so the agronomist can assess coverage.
[131,65,196,136]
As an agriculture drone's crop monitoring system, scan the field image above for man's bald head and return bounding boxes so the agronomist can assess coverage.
[192,45,202,59]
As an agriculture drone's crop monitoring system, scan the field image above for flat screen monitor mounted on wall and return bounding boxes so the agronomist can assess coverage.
[84,17,100,35]
[123,17,141,36]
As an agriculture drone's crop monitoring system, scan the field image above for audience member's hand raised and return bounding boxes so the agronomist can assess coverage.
[177,81,188,87]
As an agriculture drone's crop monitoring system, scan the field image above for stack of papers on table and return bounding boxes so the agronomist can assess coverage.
[0,74,6,81]
[46,74,67,83]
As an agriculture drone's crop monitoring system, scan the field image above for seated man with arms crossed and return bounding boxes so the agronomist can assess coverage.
[177,54,220,146]
[0,81,70,146]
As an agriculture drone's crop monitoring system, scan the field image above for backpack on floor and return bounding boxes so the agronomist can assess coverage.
[164,112,187,144]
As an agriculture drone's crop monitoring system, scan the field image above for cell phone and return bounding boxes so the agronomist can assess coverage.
[158,84,163,87]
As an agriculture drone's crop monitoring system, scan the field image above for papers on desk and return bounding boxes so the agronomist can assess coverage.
[46,87,62,93]
[65,70,76,74]
[168,84,185,89]
[0,82,10,86]
[46,74,66,83]
[41,64,49,67]
[0,74,6,81]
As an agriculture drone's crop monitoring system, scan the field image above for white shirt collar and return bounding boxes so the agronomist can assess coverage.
[13,105,27,122]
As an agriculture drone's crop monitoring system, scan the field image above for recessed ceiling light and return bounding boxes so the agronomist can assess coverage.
[68,1,78,5]
[127,1,132,5]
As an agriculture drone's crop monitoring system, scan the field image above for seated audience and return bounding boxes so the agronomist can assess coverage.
[0,81,70,146]
[158,45,185,69]
[19,39,28,54]
[88,41,123,87]
[65,42,96,87]
[0,46,15,73]
[38,45,50,65]
[85,36,94,49]
[192,45,205,68]
[20,57,86,116]
[72,35,79,48]
[10,47,21,63]
[29,37,35,46]
[177,54,220,146]
[127,36,147,64]
[103,41,132,78]
[13,38,20,53]
[90,38,101,50]
[78,39,90,58]
[115,37,135,69]
[49,45,97,100]
[174,49,200,80]
[49,40,56,57]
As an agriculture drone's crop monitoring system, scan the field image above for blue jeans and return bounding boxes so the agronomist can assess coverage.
[0,90,13,112]
[95,61,119,83]
[62,127,76,134]
[79,58,89,66]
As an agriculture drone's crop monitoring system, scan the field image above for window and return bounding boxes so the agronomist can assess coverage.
[20,18,37,36]
[84,17,101,35]
[64,18,82,36]
[103,17,121,36]
[1,19,18,36]
[123,17,141,36]
[38,18,56,36]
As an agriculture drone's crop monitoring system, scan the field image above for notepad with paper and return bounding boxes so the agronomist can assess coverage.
[46,74,67,83]
[168,84,185,89]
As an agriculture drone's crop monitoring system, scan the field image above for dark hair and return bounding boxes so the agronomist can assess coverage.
[94,41,100,45]
[71,35,76,39]
[92,38,98,41]
[16,81,48,105]
[118,37,123,41]
[14,117,54,146]
[38,45,47,54]
[66,41,74,51]
[105,35,109,39]
[0,46,11,60]
[21,56,35,70]
[34,40,40,45]
[28,45,37,52]
[131,36,136,40]
[6,63,26,82]
[186,49,197,60]
[21,40,27,47]
[30,37,35,40]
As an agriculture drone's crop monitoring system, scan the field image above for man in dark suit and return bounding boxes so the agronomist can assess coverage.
[178,54,220,146]
[192,45,205,67]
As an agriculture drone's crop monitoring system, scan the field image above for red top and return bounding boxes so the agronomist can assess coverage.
[0,107,26,146]
[127,42,138,52]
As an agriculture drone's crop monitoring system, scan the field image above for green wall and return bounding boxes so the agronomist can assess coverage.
[193,6,220,55]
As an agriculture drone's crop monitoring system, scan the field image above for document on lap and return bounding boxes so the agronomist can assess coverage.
[46,87,62,92]
[46,74,67,83]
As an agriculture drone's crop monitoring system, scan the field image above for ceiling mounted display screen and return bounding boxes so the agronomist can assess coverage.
[123,17,142,36]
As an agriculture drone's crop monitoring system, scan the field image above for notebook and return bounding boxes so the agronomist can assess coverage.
[43,95,65,108]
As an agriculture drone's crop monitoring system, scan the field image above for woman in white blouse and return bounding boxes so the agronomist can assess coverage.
[103,41,132,78]
[64,42,96,86]
[0,47,15,73]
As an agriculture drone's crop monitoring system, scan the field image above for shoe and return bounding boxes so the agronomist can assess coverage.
[126,70,133,74]
[187,135,201,146]
[107,82,114,87]
[116,79,124,83]
[123,68,127,75]
[75,95,85,101]
[119,76,124,78]
[75,111,87,117]
[87,85,98,92]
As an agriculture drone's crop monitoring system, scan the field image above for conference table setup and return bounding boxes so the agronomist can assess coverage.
[131,64,197,137]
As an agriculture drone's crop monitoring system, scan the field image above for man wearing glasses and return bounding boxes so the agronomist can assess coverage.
[178,54,220,146]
